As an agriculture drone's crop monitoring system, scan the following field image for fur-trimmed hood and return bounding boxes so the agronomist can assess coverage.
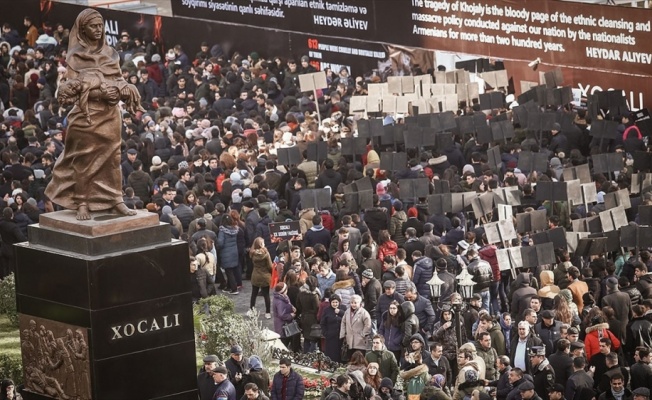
[585,322,609,334]
[331,278,354,291]
[399,363,429,380]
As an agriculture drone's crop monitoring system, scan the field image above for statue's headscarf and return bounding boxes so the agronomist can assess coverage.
[68,9,106,54]
[66,9,121,79]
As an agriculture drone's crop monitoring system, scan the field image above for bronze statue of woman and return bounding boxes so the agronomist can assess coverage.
[45,9,144,220]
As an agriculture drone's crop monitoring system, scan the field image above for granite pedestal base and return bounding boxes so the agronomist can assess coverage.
[15,210,198,400]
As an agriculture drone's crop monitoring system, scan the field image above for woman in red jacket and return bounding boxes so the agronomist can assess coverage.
[584,312,621,361]
[377,230,398,261]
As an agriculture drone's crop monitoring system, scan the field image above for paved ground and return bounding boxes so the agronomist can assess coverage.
[229,278,276,331]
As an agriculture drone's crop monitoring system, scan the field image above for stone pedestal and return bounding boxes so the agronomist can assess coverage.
[15,210,198,400]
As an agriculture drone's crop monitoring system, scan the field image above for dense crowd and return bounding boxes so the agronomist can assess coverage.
[0,11,652,400]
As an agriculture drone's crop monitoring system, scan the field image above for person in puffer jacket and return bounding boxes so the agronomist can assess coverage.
[400,300,420,349]
[388,200,407,247]
[217,214,245,294]
[466,248,492,312]
[412,251,434,300]
[331,269,355,308]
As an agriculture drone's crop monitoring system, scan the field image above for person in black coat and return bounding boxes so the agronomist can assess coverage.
[315,158,342,190]
[441,217,463,246]
[534,310,563,357]
[426,343,453,391]
[321,294,346,363]
[428,213,452,237]
[487,357,512,400]
[548,123,569,155]
[305,214,331,249]
[630,347,652,391]
[197,355,219,400]
[364,195,390,242]
[548,339,573,386]
[529,346,555,400]
[225,345,250,399]
[510,322,543,375]
[402,228,425,266]
[565,356,594,400]
[0,207,26,278]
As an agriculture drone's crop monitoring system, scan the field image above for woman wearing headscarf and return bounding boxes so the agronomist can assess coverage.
[423,374,452,400]
[272,282,297,351]
[45,9,143,220]
[321,293,346,363]
[245,355,270,397]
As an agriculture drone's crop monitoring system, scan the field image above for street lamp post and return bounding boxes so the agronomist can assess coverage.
[453,266,476,347]
[427,274,445,314]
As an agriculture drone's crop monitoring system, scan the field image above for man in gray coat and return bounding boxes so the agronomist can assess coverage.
[601,277,632,340]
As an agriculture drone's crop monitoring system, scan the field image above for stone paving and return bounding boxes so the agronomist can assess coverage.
[228,278,276,331]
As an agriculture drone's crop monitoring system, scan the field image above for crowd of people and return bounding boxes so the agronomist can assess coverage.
[0,10,652,400]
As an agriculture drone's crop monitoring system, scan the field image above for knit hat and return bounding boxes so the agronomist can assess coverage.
[361,269,373,279]
[407,207,418,218]
[151,54,161,63]
[151,156,162,166]
[393,200,403,211]
[462,164,475,174]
